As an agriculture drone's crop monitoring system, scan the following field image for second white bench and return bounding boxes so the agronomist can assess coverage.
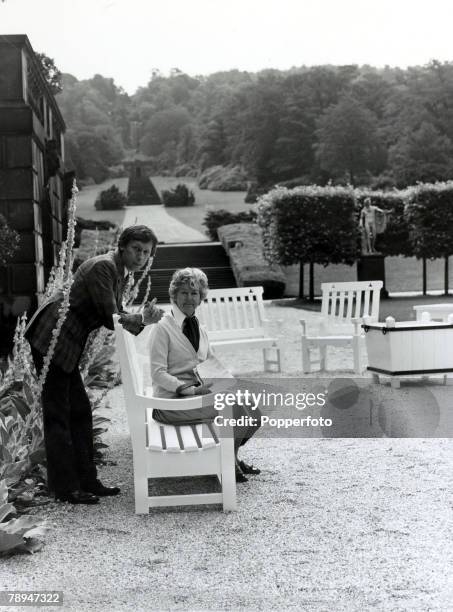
[197,286,281,373]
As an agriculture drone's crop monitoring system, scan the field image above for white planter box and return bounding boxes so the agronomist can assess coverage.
[363,321,453,375]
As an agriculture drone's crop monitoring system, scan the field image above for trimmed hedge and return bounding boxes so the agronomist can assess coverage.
[405,181,453,259]
[256,185,360,266]
[94,184,127,210]
[203,208,257,241]
[217,223,286,298]
[355,190,411,256]
[162,183,195,207]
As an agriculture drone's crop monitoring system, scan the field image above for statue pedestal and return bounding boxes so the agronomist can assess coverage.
[357,254,389,299]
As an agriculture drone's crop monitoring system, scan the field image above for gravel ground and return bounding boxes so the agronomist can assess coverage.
[2,304,453,612]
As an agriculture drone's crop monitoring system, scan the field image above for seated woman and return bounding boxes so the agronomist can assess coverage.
[149,267,261,482]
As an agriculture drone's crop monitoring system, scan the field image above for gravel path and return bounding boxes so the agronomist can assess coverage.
[2,304,453,612]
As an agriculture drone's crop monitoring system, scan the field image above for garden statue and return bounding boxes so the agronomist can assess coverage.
[360,197,390,254]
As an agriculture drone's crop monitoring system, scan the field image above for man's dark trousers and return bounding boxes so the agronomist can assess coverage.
[31,348,97,494]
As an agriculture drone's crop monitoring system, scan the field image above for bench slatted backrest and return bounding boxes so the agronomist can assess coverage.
[198,287,267,341]
[321,281,382,326]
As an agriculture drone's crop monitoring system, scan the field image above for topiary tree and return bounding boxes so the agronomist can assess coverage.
[0,214,20,266]
[161,183,195,207]
[405,181,453,294]
[257,185,361,299]
[94,185,127,210]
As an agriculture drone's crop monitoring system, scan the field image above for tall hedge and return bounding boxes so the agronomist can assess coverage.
[405,181,453,259]
[355,190,411,256]
[257,185,360,298]
[404,181,453,293]
[257,185,360,265]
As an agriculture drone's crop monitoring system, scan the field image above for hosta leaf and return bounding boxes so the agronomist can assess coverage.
[4,461,28,485]
[0,480,8,504]
[1,515,42,534]
[0,531,23,554]
[23,522,48,539]
[92,428,107,437]
[92,416,111,426]
[94,442,109,449]
[29,449,46,465]
[1,447,13,464]
[21,383,34,410]
[0,503,16,522]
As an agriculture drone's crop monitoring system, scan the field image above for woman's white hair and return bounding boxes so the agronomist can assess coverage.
[169,267,209,301]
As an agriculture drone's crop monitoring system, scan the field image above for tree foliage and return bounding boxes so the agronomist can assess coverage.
[54,61,453,187]
[315,95,381,184]
[36,53,63,95]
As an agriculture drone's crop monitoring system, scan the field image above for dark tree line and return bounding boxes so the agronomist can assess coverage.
[51,61,453,186]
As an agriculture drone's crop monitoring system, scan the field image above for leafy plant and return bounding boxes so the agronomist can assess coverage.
[161,183,195,207]
[0,480,49,556]
[203,208,257,240]
[95,184,127,210]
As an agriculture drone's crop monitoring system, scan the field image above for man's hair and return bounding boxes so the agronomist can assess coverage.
[118,225,158,255]
[364,197,371,205]
[169,268,209,301]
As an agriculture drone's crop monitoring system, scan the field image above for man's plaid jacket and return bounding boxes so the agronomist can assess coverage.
[26,251,129,373]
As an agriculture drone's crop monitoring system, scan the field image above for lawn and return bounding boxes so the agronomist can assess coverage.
[151,175,250,237]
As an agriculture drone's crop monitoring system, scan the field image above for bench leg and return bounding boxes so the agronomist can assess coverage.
[263,347,281,373]
[220,435,237,512]
[319,345,327,371]
[352,336,362,374]
[134,474,149,514]
[301,338,311,373]
[390,377,401,389]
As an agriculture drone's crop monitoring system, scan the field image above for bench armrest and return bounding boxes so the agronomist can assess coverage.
[300,318,308,336]
[351,317,362,335]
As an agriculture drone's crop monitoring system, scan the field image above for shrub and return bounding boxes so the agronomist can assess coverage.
[244,182,274,203]
[94,185,127,210]
[203,208,257,241]
[174,164,198,177]
[198,165,248,191]
[161,184,195,207]
[405,181,453,259]
[0,214,20,266]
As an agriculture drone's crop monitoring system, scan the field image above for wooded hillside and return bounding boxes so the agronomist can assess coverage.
[56,62,453,188]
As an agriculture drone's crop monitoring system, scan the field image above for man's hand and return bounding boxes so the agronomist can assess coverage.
[119,313,143,335]
[143,298,165,325]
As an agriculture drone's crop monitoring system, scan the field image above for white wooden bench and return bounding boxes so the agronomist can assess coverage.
[113,314,237,513]
[197,286,281,372]
[300,280,382,374]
